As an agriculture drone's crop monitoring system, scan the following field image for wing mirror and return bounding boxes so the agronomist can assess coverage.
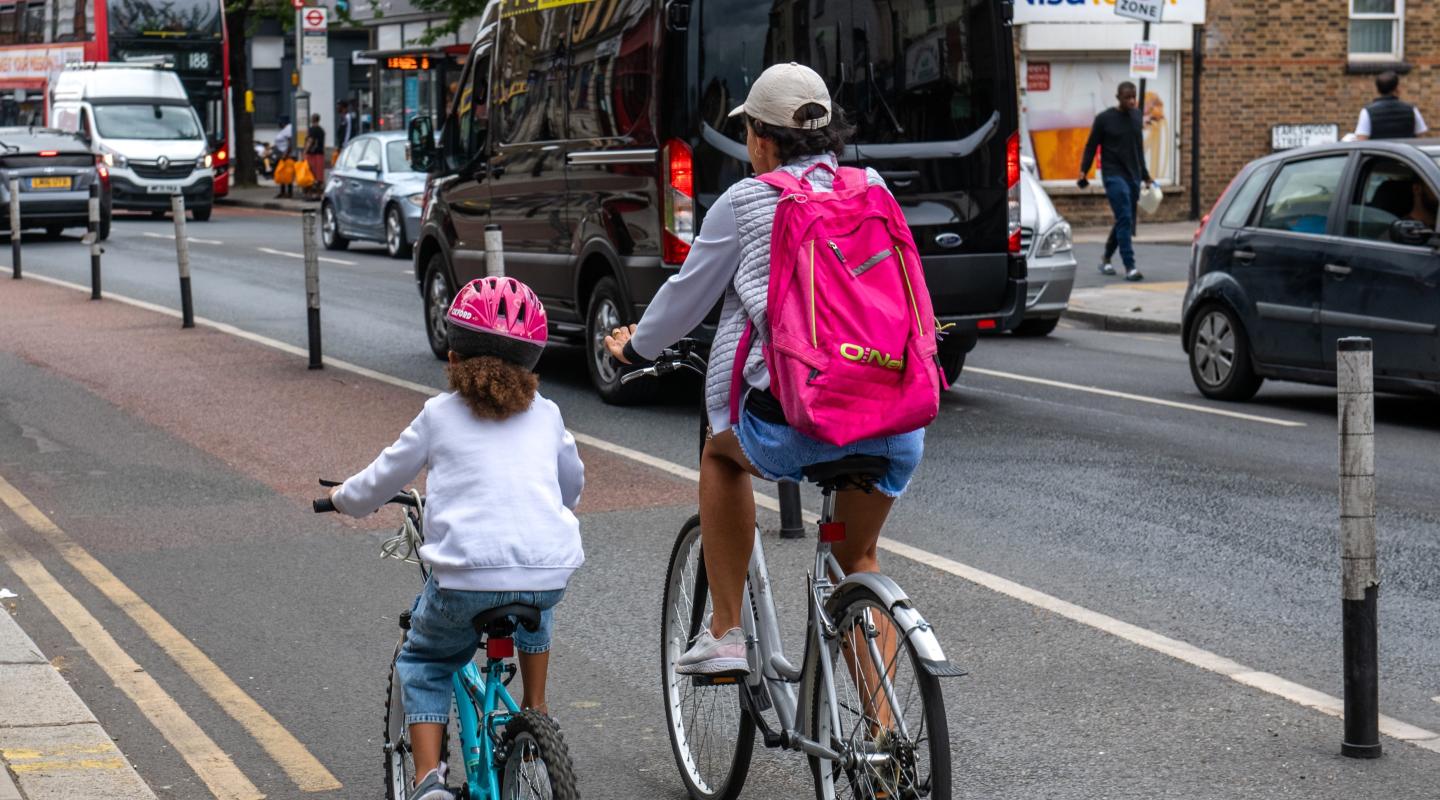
[356,160,381,173]
[1389,218,1438,247]
[407,115,436,173]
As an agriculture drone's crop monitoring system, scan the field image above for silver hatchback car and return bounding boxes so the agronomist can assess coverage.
[320,132,426,259]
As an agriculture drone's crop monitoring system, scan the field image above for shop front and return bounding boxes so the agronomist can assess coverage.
[362,46,467,133]
[1015,0,1206,224]
[0,44,86,126]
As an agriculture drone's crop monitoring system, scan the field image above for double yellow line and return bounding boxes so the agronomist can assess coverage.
[0,474,341,799]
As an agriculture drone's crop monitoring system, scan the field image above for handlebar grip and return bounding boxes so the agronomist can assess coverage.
[318,478,342,487]
[312,498,336,513]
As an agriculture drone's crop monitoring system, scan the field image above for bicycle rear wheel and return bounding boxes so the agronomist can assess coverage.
[661,515,756,800]
[809,584,950,800]
[498,710,579,799]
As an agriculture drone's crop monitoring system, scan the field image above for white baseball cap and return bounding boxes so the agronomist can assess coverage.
[728,62,832,130]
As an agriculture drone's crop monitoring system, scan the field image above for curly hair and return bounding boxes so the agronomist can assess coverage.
[748,102,855,164]
[446,355,538,421]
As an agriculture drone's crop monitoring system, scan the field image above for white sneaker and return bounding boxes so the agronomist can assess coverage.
[675,627,749,676]
[408,767,453,800]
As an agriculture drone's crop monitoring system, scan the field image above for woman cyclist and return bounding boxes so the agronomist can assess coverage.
[605,63,924,676]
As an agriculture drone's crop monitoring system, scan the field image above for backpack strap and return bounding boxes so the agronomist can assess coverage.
[757,170,805,194]
[729,321,755,426]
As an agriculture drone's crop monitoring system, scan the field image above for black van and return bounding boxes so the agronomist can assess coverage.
[409,0,1025,402]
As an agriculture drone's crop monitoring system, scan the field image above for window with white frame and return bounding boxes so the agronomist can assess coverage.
[1350,0,1404,61]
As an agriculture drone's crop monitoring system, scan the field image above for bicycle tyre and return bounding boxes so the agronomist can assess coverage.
[661,515,756,800]
[384,639,450,800]
[809,583,951,800]
[498,710,579,800]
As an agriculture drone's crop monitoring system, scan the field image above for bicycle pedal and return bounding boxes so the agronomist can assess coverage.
[690,673,743,686]
[399,610,412,630]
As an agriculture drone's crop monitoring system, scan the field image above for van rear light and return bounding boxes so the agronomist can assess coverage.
[978,318,998,331]
[662,139,694,265]
[38,150,58,157]
[1006,132,1021,256]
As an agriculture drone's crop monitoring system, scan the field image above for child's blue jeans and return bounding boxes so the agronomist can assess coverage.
[397,577,565,725]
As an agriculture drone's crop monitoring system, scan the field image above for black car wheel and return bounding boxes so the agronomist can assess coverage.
[43,225,64,239]
[385,205,411,259]
[1013,316,1060,337]
[423,255,453,360]
[585,276,654,404]
[937,335,971,385]
[1188,303,1262,401]
[191,204,212,222]
[321,202,348,250]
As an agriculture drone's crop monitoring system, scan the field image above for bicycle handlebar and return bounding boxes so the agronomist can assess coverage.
[312,479,420,513]
[619,338,707,385]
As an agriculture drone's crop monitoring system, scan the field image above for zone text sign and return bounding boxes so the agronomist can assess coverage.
[1114,0,1164,23]
[1014,1,1203,25]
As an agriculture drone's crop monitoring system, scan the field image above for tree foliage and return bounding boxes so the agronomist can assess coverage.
[408,0,490,45]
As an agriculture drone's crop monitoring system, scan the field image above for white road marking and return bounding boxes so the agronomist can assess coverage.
[142,231,224,245]
[965,366,1306,427]
[257,246,356,266]
[23,274,1440,756]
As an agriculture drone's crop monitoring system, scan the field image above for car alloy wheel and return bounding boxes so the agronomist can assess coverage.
[1192,309,1236,388]
[385,206,410,258]
[424,260,452,359]
[590,296,622,387]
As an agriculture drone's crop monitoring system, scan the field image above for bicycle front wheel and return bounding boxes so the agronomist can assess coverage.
[661,515,756,800]
[498,710,579,800]
[810,584,951,800]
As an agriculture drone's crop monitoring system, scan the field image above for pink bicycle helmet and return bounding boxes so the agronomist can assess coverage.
[446,276,548,370]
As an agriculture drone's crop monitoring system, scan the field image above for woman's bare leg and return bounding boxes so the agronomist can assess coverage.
[697,430,762,636]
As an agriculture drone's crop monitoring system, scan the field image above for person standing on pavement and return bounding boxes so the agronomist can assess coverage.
[1355,70,1428,141]
[272,116,295,199]
[1078,81,1152,282]
[304,113,326,200]
[335,100,357,151]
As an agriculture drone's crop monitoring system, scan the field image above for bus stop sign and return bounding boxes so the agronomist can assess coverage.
[1114,0,1164,24]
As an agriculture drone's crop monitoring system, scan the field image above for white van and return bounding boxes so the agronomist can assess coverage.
[50,64,215,221]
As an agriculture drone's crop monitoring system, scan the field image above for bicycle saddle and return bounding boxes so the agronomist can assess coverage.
[801,455,890,492]
[470,604,543,638]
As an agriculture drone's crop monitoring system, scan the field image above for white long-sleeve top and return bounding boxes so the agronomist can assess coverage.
[333,392,584,591]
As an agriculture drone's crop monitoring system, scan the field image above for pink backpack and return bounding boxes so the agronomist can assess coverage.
[729,164,942,447]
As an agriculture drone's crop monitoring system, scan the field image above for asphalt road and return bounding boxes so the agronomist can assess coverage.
[2,207,1439,799]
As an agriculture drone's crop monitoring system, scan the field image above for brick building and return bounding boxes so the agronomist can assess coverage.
[1015,0,1434,227]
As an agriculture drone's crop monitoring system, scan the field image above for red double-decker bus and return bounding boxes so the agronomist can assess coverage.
[0,0,232,195]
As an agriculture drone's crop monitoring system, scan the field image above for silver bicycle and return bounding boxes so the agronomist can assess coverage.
[625,341,964,800]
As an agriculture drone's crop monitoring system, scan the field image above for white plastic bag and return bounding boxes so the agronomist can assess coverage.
[1138,184,1163,215]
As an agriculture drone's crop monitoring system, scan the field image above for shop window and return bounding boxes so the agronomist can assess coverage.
[53,0,90,41]
[1349,0,1403,62]
[0,3,18,45]
[1258,156,1347,235]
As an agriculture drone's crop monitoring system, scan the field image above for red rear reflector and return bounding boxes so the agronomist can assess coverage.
[1008,226,1022,255]
[819,522,847,543]
[1006,132,1019,189]
[663,231,691,264]
[486,637,514,659]
[39,150,58,157]
[978,319,998,331]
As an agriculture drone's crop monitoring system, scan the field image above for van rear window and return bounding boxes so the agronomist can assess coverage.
[698,0,1004,147]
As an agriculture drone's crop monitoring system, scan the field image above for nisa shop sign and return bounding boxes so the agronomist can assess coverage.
[1014,0,1206,25]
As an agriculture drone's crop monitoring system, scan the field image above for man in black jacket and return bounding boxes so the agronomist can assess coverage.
[1078,82,1151,281]
[1355,71,1428,141]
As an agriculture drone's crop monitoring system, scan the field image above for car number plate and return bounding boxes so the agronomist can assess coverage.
[29,176,71,190]
[146,184,182,194]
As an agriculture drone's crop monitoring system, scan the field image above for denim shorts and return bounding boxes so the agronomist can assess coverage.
[397,577,565,725]
[734,407,924,498]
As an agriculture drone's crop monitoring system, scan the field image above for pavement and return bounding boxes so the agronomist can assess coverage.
[216,181,318,214]
[0,600,156,799]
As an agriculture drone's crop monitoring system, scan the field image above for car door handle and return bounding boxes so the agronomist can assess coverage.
[1233,249,1256,263]
[1325,263,1352,276]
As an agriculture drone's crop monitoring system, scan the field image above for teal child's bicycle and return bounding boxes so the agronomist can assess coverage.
[315,481,579,800]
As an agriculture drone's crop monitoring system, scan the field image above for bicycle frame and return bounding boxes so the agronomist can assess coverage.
[450,655,521,800]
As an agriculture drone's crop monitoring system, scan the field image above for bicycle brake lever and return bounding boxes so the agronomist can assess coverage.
[620,365,659,385]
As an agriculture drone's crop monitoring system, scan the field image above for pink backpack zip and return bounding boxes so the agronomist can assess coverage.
[729,163,942,447]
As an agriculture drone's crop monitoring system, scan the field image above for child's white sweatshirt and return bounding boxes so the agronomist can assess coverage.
[334,391,584,591]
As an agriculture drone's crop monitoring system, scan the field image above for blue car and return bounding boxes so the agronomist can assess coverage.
[321,131,425,258]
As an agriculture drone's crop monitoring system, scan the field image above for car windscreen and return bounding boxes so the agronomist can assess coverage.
[93,104,203,141]
[386,140,416,173]
[698,0,1004,148]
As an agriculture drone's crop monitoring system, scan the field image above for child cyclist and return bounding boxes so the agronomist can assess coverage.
[329,277,584,800]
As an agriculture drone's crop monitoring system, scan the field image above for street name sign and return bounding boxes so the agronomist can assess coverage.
[1271,124,1339,151]
[1114,0,1165,24]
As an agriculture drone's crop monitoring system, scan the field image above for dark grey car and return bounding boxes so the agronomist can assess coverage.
[0,127,110,239]
[1184,140,1440,400]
